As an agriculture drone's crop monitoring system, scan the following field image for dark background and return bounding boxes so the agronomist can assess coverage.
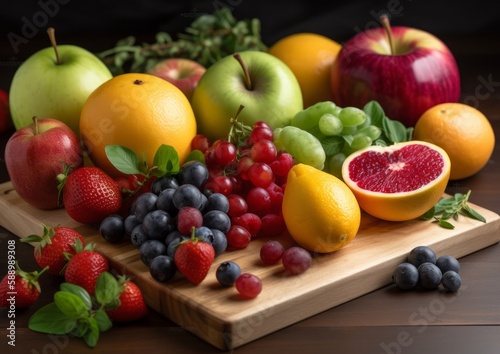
[1,0,500,92]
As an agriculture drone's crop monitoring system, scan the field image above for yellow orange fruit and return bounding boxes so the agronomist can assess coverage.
[341,141,451,222]
[80,73,197,178]
[268,33,341,108]
[282,163,361,253]
[413,102,495,180]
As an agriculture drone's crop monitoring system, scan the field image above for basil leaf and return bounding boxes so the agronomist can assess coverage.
[60,283,92,311]
[382,118,408,143]
[105,145,144,175]
[83,317,100,348]
[421,207,435,220]
[319,135,344,156]
[438,219,455,229]
[152,144,180,177]
[28,302,77,334]
[363,100,385,127]
[94,272,121,307]
[94,309,113,332]
[54,291,89,320]
[71,320,89,337]
[184,149,206,164]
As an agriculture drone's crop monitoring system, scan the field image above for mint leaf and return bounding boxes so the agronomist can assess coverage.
[28,302,77,334]
[60,283,92,311]
[94,309,113,332]
[83,317,100,348]
[382,117,408,143]
[319,135,343,156]
[54,291,89,320]
[94,272,121,307]
[105,145,144,175]
[152,144,180,176]
[185,149,205,164]
[363,100,385,127]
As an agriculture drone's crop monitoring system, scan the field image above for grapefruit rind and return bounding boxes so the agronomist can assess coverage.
[341,141,451,222]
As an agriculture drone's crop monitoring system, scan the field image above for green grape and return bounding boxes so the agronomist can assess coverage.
[340,125,357,135]
[350,134,372,151]
[318,113,343,136]
[338,107,367,127]
[327,152,346,179]
[292,101,338,131]
[275,126,326,170]
[356,125,382,141]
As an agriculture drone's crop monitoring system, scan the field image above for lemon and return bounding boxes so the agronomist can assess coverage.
[282,164,361,253]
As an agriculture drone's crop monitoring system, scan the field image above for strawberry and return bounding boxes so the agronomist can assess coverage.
[106,276,148,323]
[174,228,215,285]
[20,224,85,275]
[57,165,122,224]
[64,243,109,295]
[0,262,48,308]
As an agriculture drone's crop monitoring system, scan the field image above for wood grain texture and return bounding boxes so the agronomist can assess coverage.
[1,181,499,349]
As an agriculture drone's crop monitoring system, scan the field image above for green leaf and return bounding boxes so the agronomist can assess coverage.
[54,291,89,320]
[60,283,92,311]
[70,320,90,337]
[319,135,344,156]
[184,149,205,164]
[105,145,144,175]
[382,118,408,143]
[94,272,121,307]
[438,219,455,229]
[28,302,77,334]
[461,205,486,222]
[421,206,435,220]
[363,101,385,127]
[152,144,180,177]
[94,309,113,332]
[83,317,100,348]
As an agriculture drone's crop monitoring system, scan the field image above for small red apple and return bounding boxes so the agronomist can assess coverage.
[147,58,206,101]
[5,116,83,210]
[0,89,13,133]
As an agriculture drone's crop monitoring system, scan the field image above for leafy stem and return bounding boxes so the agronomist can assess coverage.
[421,190,486,229]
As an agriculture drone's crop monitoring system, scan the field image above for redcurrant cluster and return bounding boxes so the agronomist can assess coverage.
[190,120,294,249]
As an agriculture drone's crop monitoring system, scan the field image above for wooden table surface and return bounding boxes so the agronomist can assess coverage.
[1,33,499,354]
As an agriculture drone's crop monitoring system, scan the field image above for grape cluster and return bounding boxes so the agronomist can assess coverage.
[392,245,462,292]
[190,120,293,244]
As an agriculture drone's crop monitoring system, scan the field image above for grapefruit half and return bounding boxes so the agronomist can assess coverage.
[341,141,451,222]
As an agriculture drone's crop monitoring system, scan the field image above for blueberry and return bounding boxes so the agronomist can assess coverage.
[172,184,204,210]
[203,210,231,234]
[151,174,180,195]
[216,261,242,287]
[418,262,442,290]
[436,255,460,274]
[140,239,167,267]
[149,255,177,283]
[441,271,462,292]
[165,230,185,247]
[142,209,175,240]
[408,246,437,267]
[204,193,230,213]
[167,236,188,259]
[178,161,209,189]
[100,214,125,243]
[211,229,228,257]
[124,214,141,236]
[130,224,149,248]
[157,188,177,214]
[392,262,419,290]
[131,192,158,221]
[194,226,215,244]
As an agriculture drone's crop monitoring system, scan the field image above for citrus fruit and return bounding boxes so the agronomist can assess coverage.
[282,163,360,253]
[341,141,451,222]
[80,73,197,177]
[413,102,495,180]
[268,33,341,108]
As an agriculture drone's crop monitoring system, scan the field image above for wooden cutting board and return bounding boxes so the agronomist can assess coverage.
[1,180,499,349]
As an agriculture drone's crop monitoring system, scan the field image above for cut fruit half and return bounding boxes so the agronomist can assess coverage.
[341,141,451,222]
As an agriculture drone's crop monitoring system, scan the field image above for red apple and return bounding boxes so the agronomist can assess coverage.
[331,15,460,127]
[5,116,83,210]
[0,89,13,133]
[147,58,206,101]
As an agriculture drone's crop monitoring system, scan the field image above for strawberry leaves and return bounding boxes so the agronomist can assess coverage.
[28,271,125,347]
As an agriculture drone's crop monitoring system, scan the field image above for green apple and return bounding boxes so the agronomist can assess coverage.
[9,27,112,136]
[191,50,303,141]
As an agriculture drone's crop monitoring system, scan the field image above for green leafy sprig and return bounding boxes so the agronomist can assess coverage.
[421,190,486,229]
[28,272,123,347]
[362,100,413,145]
[97,8,267,75]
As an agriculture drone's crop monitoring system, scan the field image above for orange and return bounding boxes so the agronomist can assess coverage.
[268,33,341,108]
[80,73,196,178]
[282,163,360,253]
[341,141,451,222]
[413,102,495,180]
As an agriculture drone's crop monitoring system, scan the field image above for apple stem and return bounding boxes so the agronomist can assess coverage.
[47,27,61,65]
[32,116,39,135]
[233,53,252,90]
[379,14,395,55]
